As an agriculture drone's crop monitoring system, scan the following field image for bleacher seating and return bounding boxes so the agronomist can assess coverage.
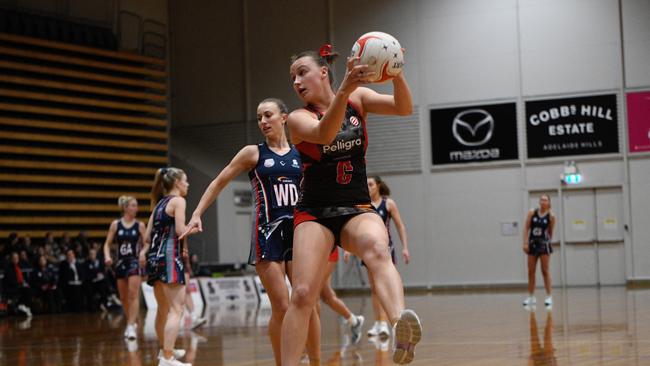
[0,25,168,240]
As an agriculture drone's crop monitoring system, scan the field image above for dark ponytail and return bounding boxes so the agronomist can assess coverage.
[372,175,391,197]
[290,43,339,87]
[151,167,185,208]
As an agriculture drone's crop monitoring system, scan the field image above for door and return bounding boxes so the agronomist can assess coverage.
[562,188,625,286]
[594,188,625,285]
[563,190,597,286]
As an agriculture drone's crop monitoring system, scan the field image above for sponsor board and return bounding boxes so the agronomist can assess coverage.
[431,103,518,164]
[198,276,258,307]
[627,91,650,153]
[526,94,619,158]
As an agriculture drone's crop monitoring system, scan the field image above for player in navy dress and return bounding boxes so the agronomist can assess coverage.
[365,176,410,340]
[282,45,422,365]
[139,167,191,366]
[522,194,556,308]
[180,99,320,366]
[103,195,145,340]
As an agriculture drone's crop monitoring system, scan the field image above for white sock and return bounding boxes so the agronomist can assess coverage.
[347,315,357,326]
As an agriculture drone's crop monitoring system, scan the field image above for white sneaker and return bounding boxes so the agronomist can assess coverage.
[368,335,390,351]
[350,315,364,344]
[110,294,122,306]
[190,331,207,344]
[158,356,191,366]
[522,296,536,306]
[125,338,138,352]
[190,314,207,330]
[545,296,553,306]
[17,304,32,318]
[378,321,391,337]
[124,324,137,340]
[392,309,422,365]
[367,321,381,337]
[158,349,186,359]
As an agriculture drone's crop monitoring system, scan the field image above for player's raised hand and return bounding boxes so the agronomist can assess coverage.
[179,215,202,240]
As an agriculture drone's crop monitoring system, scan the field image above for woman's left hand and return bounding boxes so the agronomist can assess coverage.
[402,248,411,265]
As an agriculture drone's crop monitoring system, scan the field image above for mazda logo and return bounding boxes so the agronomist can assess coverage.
[452,109,494,147]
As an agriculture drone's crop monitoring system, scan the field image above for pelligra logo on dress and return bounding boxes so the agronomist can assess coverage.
[323,138,362,153]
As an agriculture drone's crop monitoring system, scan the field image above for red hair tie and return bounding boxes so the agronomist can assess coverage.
[319,43,333,58]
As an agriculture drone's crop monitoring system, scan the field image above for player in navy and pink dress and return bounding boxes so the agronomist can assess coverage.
[139,167,191,366]
[180,99,320,366]
[281,45,422,365]
[365,176,411,339]
[103,195,145,340]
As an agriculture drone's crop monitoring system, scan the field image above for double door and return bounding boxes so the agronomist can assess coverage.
[562,188,625,286]
[528,187,625,287]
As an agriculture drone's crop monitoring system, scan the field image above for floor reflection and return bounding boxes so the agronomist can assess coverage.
[1,287,650,365]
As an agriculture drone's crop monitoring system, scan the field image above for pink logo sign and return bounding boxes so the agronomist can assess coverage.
[627,91,650,153]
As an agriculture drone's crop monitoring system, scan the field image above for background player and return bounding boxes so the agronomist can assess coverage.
[522,194,556,308]
[180,99,320,366]
[140,167,191,366]
[103,196,145,340]
[365,176,410,338]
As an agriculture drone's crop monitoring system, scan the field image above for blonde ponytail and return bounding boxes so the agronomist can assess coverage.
[151,167,185,208]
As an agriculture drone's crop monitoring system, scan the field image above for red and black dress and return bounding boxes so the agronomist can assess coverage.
[294,101,376,246]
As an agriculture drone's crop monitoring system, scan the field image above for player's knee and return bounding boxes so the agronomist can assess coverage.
[272,298,290,314]
[363,242,391,266]
[291,284,317,309]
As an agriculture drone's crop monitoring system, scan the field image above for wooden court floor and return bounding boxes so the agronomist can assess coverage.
[2,286,650,365]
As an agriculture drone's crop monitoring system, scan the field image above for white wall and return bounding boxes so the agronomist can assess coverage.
[166,0,650,285]
[329,0,650,287]
[622,0,650,88]
[519,0,622,96]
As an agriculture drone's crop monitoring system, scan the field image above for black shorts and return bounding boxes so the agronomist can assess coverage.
[528,239,553,256]
[294,205,376,248]
[249,218,293,265]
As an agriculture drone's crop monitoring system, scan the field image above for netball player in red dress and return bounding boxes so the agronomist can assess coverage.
[281,46,422,365]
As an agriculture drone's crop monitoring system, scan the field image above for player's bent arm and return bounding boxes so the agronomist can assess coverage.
[191,145,259,219]
[171,197,188,237]
[103,220,118,262]
[387,198,408,250]
[549,213,556,241]
[138,220,146,246]
[288,94,351,145]
[356,73,412,116]
[140,211,155,257]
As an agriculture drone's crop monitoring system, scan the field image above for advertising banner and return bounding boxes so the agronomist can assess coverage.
[198,276,258,307]
[626,91,650,153]
[431,103,518,165]
[526,94,619,158]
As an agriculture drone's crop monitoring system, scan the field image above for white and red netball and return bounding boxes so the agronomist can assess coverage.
[350,31,404,83]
